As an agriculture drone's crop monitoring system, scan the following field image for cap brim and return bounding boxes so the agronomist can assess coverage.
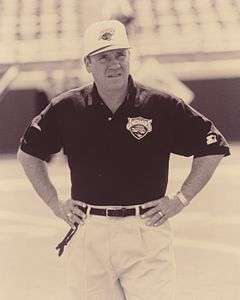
[87,45,131,57]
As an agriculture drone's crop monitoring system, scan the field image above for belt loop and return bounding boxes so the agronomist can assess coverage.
[136,206,140,216]
[86,205,91,217]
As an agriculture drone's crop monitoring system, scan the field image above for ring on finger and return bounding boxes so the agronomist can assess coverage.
[157,211,163,217]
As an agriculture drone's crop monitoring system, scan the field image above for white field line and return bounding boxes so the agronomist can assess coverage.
[0,176,69,192]
[0,210,66,229]
[172,212,240,225]
[0,224,61,238]
[174,238,240,256]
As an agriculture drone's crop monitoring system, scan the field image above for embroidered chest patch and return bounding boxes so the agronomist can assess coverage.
[126,117,152,140]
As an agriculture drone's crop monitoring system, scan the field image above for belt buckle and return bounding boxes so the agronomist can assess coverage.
[106,207,127,218]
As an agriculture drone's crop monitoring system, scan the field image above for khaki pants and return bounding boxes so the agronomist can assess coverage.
[62,208,176,300]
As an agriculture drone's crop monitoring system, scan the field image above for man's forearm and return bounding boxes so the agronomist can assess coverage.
[180,154,224,202]
[17,149,59,210]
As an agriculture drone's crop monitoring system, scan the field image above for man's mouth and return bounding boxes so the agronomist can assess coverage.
[106,74,122,78]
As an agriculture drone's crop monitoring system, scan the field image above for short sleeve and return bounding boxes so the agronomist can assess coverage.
[171,100,230,157]
[20,102,62,160]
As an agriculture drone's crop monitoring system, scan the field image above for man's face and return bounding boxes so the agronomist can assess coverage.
[85,49,130,91]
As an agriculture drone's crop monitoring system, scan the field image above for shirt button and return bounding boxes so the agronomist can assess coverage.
[108,117,112,121]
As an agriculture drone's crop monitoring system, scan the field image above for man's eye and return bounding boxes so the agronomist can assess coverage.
[98,56,107,61]
[117,53,126,59]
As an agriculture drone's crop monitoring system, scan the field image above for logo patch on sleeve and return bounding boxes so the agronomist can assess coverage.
[206,133,217,145]
[126,117,152,140]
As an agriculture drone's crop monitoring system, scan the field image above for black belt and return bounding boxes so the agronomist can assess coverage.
[81,205,150,217]
[56,205,152,257]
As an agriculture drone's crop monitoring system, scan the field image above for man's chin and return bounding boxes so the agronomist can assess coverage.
[105,77,125,89]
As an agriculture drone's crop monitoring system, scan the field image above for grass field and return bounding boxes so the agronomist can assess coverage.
[0,143,239,300]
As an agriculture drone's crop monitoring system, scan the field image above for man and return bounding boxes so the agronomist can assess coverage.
[18,20,230,300]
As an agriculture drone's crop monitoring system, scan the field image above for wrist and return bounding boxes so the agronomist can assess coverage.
[174,191,190,207]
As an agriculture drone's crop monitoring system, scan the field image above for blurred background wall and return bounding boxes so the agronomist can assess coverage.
[0,0,240,153]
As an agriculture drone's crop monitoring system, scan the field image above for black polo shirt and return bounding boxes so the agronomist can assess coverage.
[20,76,230,206]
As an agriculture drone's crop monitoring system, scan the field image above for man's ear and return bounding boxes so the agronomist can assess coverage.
[84,56,92,73]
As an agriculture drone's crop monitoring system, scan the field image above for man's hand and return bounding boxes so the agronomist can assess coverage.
[51,199,87,229]
[141,196,185,226]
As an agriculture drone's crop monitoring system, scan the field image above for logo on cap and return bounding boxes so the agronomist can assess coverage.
[126,117,152,140]
[98,28,115,41]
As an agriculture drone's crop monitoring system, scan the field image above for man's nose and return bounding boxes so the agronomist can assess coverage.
[109,63,120,69]
[108,57,121,67]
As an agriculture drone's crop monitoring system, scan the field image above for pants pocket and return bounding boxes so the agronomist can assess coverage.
[137,217,173,236]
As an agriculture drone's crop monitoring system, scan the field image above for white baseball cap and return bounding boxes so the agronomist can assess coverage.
[83,20,130,57]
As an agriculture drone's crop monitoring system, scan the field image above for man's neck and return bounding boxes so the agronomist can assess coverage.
[97,85,128,113]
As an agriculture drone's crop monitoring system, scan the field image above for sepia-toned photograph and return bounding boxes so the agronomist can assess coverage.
[0,1,239,299]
